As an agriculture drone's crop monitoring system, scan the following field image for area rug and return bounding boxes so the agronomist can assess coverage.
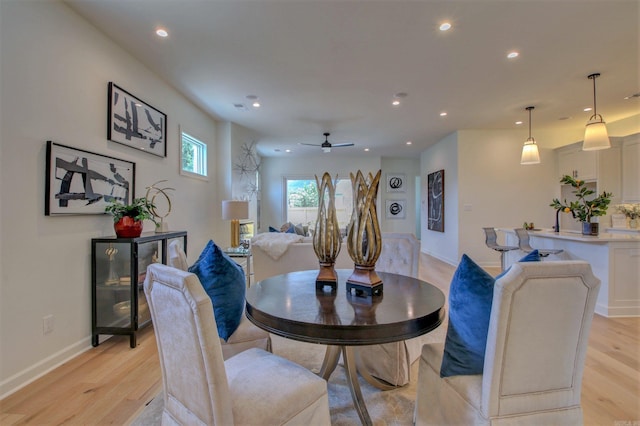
[130,322,447,426]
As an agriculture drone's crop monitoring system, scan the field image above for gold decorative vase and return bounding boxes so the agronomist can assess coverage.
[346,170,383,295]
[313,172,342,285]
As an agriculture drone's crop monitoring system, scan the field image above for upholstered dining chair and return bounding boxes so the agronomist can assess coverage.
[167,239,271,359]
[514,227,564,257]
[483,227,519,271]
[414,260,600,425]
[144,263,331,425]
[357,233,425,386]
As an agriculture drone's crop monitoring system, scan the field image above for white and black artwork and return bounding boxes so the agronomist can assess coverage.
[427,169,444,232]
[108,82,166,157]
[386,199,406,219]
[386,173,406,193]
[45,141,135,215]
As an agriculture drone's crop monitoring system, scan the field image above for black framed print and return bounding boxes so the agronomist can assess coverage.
[386,173,406,193]
[427,169,444,232]
[108,82,167,157]
[45,141,135,215]
[386,199,406,219]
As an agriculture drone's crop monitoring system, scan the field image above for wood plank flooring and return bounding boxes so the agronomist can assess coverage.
[1,253,638,425]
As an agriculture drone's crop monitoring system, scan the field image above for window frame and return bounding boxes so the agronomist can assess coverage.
[179,127,208,181]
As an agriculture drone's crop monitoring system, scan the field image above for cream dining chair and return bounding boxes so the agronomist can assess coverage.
[414,260,600,425]
[144,263,331,425]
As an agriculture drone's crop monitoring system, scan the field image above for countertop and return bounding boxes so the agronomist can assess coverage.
[499,228,640,243]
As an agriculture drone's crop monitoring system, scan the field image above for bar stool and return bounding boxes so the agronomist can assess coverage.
[483,227,519,271]
[514,228,563,257]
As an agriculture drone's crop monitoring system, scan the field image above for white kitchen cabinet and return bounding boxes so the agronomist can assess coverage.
[557,142,597,181]
[622,133,640,202]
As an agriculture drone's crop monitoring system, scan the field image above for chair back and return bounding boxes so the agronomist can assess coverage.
[483,227,499,249]
[377,233,420,278]
[144,263,234,425]
[168,239,189,271]
[481,261,600,419]
[514,228,533,252]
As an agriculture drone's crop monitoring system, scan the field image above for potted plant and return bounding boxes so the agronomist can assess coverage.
[550,175,613,235]
[616,203,640,229]
[105,197,157,238]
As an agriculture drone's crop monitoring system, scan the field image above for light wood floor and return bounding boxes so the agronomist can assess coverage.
[1,254,638,425]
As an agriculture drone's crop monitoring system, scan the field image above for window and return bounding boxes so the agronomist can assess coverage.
[180,130,208,179]
[285,177,353,228]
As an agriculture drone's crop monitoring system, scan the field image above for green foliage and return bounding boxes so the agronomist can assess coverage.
[105,197,157,224]
[182,142,194,172]
[289,181,319,207]
[550,175,612,222]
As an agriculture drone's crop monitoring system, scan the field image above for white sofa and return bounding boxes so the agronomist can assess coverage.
[251,232,426,386]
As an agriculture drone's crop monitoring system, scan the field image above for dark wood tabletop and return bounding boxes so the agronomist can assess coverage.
[245,269,445,346]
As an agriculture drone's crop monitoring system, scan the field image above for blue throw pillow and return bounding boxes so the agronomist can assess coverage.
[269,226,280,232]
[188,240,246,341]
[440,251,540,377]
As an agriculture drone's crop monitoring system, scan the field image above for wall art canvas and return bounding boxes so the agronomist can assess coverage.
[45,141,135,215]
[427,169,444,232]
[108,82,167,157]
[386,173,406,193]
[386,199,406,219]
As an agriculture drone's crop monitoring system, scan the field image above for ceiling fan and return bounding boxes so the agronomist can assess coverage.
[299,132,354,153]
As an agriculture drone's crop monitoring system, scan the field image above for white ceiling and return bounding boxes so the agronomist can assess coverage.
[64,0,639,158]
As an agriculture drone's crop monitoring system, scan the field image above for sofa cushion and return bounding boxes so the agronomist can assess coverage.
[188,240,246,341]
[441,251,540,377]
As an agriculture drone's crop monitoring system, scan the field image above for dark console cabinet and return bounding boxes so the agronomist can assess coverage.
[91,231,187,348]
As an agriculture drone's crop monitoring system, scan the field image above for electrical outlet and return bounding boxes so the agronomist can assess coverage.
[43,315,54,335]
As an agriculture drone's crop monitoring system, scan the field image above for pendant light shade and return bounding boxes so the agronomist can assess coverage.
[521,106,540,165]
[583,73,610,151]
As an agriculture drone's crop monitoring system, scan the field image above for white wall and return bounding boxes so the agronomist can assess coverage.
[420,132,459,265]
[0,1,226,397]
[457,129,560,266]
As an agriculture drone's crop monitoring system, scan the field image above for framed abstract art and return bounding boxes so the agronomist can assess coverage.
[108,82,167,157]
[45,141,135,215]
[427,169,444,232]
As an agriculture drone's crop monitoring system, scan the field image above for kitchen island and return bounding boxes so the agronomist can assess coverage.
[500,228,640,317]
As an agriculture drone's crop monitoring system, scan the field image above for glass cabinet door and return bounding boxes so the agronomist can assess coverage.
[94,242,132,329]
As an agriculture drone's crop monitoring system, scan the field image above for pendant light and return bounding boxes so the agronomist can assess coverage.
[583,73,610,151]
[520,106,540,165]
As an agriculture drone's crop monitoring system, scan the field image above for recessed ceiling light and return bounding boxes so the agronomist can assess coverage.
[583,107,593,112]
[364,148,370,152]
[406,141,412,145]
[252,102,261,108]
[392,99,401,106]
[507,51,519,59]
[156,28,168,37]
[439,22,452,31]
[439,112,447,117]
[515,121,523,125]
[285,149,291,153]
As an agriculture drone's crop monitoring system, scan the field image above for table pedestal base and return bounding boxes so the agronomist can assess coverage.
[319,345,398,425]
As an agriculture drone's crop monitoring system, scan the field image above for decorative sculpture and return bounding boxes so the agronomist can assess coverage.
[145,180,174,233]
[313,172,342,286]
[346,169,383,296]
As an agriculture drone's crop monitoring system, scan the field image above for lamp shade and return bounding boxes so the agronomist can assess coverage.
[520,139,541,165]
[222,200,249,220]
[583,119,610,151]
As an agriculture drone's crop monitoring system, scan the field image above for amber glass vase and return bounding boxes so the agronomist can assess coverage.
[313,172,342,284]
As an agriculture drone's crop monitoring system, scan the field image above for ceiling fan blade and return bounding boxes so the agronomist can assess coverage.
[331,143,354,147]
[298,142,321,147]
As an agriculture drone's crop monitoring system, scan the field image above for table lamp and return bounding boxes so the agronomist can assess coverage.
[222,200,249,248]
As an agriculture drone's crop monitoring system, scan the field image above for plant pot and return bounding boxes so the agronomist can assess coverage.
[114,216,143,238]
[582,222,598,236]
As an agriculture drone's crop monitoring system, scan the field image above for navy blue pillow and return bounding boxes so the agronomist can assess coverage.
[440,251,540,377]
[188,240,246,341]
[269,226,279,232]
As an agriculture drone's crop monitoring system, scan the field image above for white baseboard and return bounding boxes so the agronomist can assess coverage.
[0,336,93,399]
